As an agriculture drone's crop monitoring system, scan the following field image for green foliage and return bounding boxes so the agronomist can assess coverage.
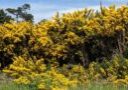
[6,4,33,22]
[0,83,35,90]
[69,82,128,90]
[86,55,128,85]
[0,9,13,24]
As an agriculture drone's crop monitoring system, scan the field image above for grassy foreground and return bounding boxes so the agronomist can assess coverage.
[0,81,128,90]
[70,83,128,90]
[0,83,128,90]
[0,74,128,90]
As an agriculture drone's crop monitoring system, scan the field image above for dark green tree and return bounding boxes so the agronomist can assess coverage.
[0,9,13,24]
[6,4,33,22]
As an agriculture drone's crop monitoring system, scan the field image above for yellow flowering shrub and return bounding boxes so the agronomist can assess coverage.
[1,5,128,89]
[0,21,54,68]
[3,56,78,90]
[86,55,128,85]
[60,65,88,85]
[0,5,128,68]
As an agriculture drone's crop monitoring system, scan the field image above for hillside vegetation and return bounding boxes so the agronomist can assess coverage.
[1,5,128,90]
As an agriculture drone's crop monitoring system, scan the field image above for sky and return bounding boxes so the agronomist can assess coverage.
[0,0,127,22]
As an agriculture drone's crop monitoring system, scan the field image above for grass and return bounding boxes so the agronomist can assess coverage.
[0,80,37,90]
[0,73,128,90]
[0,73,36,90]
[69,81,128,90]
[0,83,31,90]
[0,81,128,90]
[0,82,128,90]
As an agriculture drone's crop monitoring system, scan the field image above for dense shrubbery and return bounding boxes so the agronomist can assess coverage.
[1,5,128,89]
[1,5,128,68]
[3,57,79,90]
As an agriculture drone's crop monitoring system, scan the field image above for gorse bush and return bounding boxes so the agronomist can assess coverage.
[1,5,128,89]
[1,5,128,68]
[3,54,128,89]
[0,21,53,68]
[3,56,79,90]
[87,55,128,85]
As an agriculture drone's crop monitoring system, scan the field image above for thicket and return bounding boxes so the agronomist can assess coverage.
[1,5,128,89]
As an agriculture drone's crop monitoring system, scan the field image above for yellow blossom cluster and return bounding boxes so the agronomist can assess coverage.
[3,56,78,90]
